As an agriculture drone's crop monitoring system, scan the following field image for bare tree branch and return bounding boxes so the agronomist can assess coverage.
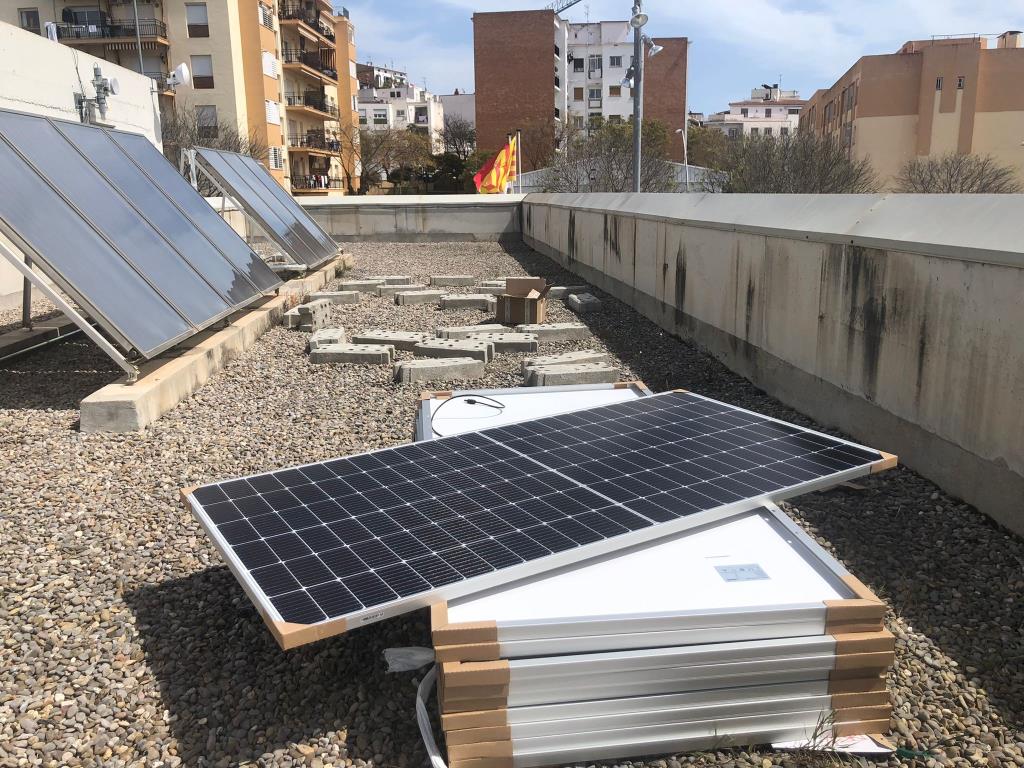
[895,152,1023,193]
[436,115,476,161]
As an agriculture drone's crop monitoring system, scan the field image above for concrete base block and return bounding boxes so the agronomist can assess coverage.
[522,349,611,373]
[308,291,360,305]
[350,330,430,350]
[395,290,446,305]
[296,299,331,332]
[430,275,476,286]
[514,322,589,340]
[567,292,603,313]
[309,343,394,364]
[440,294,492,310]
[466,332,539,352]
[471,285,508,295]
[308,327,346,350]
[338,278,385,292]
[436,323,506,339]
[548,285,591,299]
[487,296,497,314]
[378,283,428,296]
[368,275,413,285]
[525,363,619,386]
[282,307,301,328]
[479,279,507,288]
[394,357,486,383]
[414,339,495,362]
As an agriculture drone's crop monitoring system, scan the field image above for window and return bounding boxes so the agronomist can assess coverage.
[372,109,387,125]
[265,100,280,125]
[764,127,772,135]
[588,54,601,74]
[351,95,357,112]
[573,87,584,101]
[190,55,214,88]
[609,85,621,97]
[396,109,406,119]
[740,107,748,117]
[261,50,277,77]
[765,108,772,118]
[935,76,943,91]
[750,127,759,135]
[608,114,622,124]
[358,110,367,125]
[957,75,965,89]
[588,87,600,100]
[780,126,789,136]
[259,2,274,29]
[787,107,800,114]
[18,7,40,34]
[185,3,209,37]
[268,146,284,170]
[728,127,740,138]
[390,90,400,98]
[609,55,622,68]
[573,58,584,72]
[573,115,584,127]
[196,105,218,139]
[555,106,561,119]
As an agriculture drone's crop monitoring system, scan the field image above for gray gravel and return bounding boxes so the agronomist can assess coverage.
[1,240,1022,768]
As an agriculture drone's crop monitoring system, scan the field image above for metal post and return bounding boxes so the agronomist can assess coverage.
[21,256,32,330]
[631,1,643,193]
[506,132,513,194]
[682,39,690,191]
[131,0,145,74]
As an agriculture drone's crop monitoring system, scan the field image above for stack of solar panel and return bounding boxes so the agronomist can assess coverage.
[431,504,893,768]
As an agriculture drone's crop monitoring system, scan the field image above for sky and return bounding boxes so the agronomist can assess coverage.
[340,0,1018,113]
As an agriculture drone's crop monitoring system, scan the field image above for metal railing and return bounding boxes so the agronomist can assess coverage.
[144,69,170,91]
[292,176,343,190]
[285,92,339,117]
[281,47,337,79]
[278,2,334,40]
[54,18,167,39]
[287,131,342,152]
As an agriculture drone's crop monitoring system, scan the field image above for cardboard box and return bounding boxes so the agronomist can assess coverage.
[496,278,549,325]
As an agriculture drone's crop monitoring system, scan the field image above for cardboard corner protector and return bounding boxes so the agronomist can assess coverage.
[179,486,198,508]
[268,615,347,650]
[871,450,898,474]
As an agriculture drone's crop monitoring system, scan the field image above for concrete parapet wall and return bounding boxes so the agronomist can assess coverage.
[300,195,524,242]
[522,192,1024,535]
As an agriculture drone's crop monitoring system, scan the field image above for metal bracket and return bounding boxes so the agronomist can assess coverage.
[0,240,139,382]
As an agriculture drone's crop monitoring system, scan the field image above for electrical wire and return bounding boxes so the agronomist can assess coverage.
[430,393,506,438]
[415,665,448,768]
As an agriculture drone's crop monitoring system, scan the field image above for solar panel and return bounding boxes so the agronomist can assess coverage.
[193,146,338,268]
[186,391,895,648]
[0,108,281,359]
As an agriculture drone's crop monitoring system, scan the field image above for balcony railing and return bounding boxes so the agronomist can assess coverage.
[54,18,167,40]
[287,131,342,152]
[285,92,339,117]
[281,47,337,80]
[292,176,343,190]
[144,69,171,91]
[278,2,335,41]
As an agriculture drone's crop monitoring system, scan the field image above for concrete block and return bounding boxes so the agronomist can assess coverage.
[548,285,591,299]
[525,363,620,387]
[440,294,492,310]
[308,327,346,350]
[350,330,430,351]
[466,332,539,352]
[308,291,360,305]
[338,278,385,292]
[309,343,394,364]
[487,296,497,314]
[282,307,301,328]
[436,323,506,340]
[395,290,446,305]
[378,283,429,296]
[567,292,603,313]
[368,275,413,285]
[479,279,507,288]
[414,339,495,362]
[394,357,486,383]
[514,322,590,341]
[430,275,476,286]
[522,349,611,373]
[471,285,508,295]
[296,299,331,332]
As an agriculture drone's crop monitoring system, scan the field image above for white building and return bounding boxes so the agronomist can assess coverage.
[358,80,445,153]
[439,90,475,128]
[705,85,805,138]
[564,21,636,128]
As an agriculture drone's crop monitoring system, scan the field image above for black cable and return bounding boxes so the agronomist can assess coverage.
[430,394,505,438]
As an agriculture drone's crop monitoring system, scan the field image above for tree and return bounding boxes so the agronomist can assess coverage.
[687,124,729,170]
[437,115,477,161]
[894,152,1022,193]
[705,132,878,193]
[517,117,580,171]
[539,119,676,193]
[161,105,267,193]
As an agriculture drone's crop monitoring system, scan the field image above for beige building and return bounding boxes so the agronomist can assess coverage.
[801,32,1024,188]
[1,0,360,195]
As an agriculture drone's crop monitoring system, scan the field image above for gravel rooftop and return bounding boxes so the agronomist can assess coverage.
[1,241,1023,768]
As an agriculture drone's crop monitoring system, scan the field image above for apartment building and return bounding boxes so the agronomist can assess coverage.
[440,90,475,128]
[473,10,687,169]
[801,32,1024,187]
[1,0,360,195]
[357,75,445,153]
[705,85,804,138]
[356,61,405,90]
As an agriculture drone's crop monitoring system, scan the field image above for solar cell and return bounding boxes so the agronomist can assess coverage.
[187,391,895,648]
[194,146,338,267]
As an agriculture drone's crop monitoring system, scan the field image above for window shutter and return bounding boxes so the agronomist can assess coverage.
[265,99,281,125]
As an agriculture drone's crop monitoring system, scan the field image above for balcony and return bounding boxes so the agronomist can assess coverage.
[291,175,343,193]
[144,70,173,94]
[287,130,342,154]
[281,46,337,82]
[285,92,339,119]
[278,2,335,43]
[54,18,168,46]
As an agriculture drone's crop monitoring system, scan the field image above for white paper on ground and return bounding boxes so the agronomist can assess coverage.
[772,734,893,754]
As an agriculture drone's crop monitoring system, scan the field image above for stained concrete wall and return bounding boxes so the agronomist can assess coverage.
[300,195,524,242]
[522,192,1024,536]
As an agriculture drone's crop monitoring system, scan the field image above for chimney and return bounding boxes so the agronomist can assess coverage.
[997,30,1022,49]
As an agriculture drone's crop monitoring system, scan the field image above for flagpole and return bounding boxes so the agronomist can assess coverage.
[505,132,513,194]
[516,128,522,194]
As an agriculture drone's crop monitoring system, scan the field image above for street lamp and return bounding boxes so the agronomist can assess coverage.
[630,2,646,193]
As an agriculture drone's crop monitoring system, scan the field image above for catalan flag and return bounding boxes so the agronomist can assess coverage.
[473,136,517,194]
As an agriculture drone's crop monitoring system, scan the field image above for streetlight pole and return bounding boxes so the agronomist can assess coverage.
[630,1,643,193]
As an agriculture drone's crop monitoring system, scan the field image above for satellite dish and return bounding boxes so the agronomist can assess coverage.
[109,77,120,95]
[168,62,191,89]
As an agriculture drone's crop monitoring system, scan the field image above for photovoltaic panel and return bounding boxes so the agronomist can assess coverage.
[194,146,338,268]
[186,391,896,648]
[0,108,282,359]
